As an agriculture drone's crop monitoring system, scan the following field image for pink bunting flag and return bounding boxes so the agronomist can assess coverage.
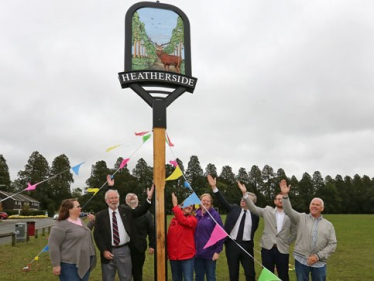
[203,224,227,249]
[119,158,130,169]
[166,133,174,147]
[169,160,178,167]
[26,183,37,191]
[135,131,150,136]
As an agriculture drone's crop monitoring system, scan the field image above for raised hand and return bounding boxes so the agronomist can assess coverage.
[147,184,155,200]
[207,174,216,189]
[279,179,291,195]
[171,192,178,207]
[237,181,247,195]
[107,174,114,186]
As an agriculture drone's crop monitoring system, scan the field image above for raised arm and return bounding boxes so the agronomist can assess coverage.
[208,175,232,212]
[279,179,300,224]
[237,181,263,217]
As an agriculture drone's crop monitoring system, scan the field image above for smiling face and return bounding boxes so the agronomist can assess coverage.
[309,198,324,218]
[200,194,212,212]
[105,190,120,210]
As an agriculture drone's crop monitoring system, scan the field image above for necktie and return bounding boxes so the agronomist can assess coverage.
[236,210,247,242]
[112,211,120,246]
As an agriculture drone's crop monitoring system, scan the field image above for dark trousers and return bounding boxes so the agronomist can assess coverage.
[261,247,290,281]
[225,240,255,281]
[130,246,146,281]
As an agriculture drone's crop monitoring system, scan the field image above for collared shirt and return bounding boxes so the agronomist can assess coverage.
[275,208,285,234]
[109,208,130,246]
[67,217,83,226]
[294,214,325,268]
[231,209,252,241]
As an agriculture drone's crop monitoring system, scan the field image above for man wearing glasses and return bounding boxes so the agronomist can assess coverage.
[237,181,297,281]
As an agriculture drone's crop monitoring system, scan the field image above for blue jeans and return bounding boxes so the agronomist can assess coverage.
[60,262,90,281]
[194,257,216,281]
[170,258,194,281]
[295,259,326,281]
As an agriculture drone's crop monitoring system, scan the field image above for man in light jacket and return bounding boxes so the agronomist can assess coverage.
[280,179,337,281]
[237,181,296,281]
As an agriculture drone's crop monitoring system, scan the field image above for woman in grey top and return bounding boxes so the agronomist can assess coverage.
[49,199,96,281]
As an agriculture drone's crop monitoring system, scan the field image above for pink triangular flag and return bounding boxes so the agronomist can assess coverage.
[26,183,37,191]
[135,131,150,136]
[169,160,178,167]
[166,133,174,147]
[203,224,227,249]
[119,158,130,169]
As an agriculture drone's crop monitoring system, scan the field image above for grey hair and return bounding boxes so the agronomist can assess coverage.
[105,189,120,200]
[247,192,257,204]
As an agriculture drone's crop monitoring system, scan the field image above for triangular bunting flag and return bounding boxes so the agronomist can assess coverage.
[169,160,178,167]
[71,162,85,176]
[135,131,150,136]
[258,268,281,281]
[166,133,174,147]
[183,181,192,189]
[86,188,100,195]
[119,158,130,169]
[165,166,183,181]
[181,193,200,207]
[203,224,227,249]
[41,245,49,253]
[106,144,121,152]
[142,134,152,143]
[26,183,37,191]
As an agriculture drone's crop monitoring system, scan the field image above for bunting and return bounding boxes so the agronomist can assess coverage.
[106,144,121,152]
[165,166,183,181]
[169,160,178,167]
[166,133,174,147]
[71,162,85,176]
[258,268,281,281]
[181,192,200,207]
[119,158,130,169]
[135,131,150,136]
[25,183,37,191]
[183,181,192,189]
[203,224,227,249]
[142,134,152,143]
[86,188,100,195]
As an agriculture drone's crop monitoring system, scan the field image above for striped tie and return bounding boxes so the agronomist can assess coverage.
[112,211,120,246]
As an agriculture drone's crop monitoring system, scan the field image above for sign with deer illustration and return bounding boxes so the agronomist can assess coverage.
[119,1,197,93]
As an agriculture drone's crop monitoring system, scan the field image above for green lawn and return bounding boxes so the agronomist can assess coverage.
[0,214,373,280]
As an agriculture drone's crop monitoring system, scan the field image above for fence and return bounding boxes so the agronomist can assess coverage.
[0,225,53,246]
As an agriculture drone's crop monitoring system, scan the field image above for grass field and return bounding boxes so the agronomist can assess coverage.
[0,214,373,281]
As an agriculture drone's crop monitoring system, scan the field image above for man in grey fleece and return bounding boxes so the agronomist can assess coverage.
[280,179,337,281]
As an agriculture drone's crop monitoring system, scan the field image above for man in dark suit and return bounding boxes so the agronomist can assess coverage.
[93,175,154,281]
[207,175,259,281]
[124,192,155,281]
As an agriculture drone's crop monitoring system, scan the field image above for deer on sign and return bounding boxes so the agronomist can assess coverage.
[155,43,182,73]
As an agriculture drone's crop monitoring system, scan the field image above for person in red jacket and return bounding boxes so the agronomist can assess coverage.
[167,193,198,281]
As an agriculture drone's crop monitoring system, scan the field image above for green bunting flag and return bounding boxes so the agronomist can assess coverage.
[258,268,281,281]
[142,134,151,143]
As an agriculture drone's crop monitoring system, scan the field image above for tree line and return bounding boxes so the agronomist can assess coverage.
[0,153,373,215]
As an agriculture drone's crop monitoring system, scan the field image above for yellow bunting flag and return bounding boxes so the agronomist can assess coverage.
[86,188,100,195]
[106,144,121,152]
[165,166,183,181]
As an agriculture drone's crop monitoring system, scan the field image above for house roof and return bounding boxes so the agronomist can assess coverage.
[0,190,40,203]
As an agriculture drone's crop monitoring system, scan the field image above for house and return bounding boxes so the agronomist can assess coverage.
[0,190,40,213]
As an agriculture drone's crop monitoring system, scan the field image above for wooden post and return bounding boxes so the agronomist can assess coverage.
[153,127,166,280]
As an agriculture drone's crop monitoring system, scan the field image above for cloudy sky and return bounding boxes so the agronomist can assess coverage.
[1,0,374,189]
